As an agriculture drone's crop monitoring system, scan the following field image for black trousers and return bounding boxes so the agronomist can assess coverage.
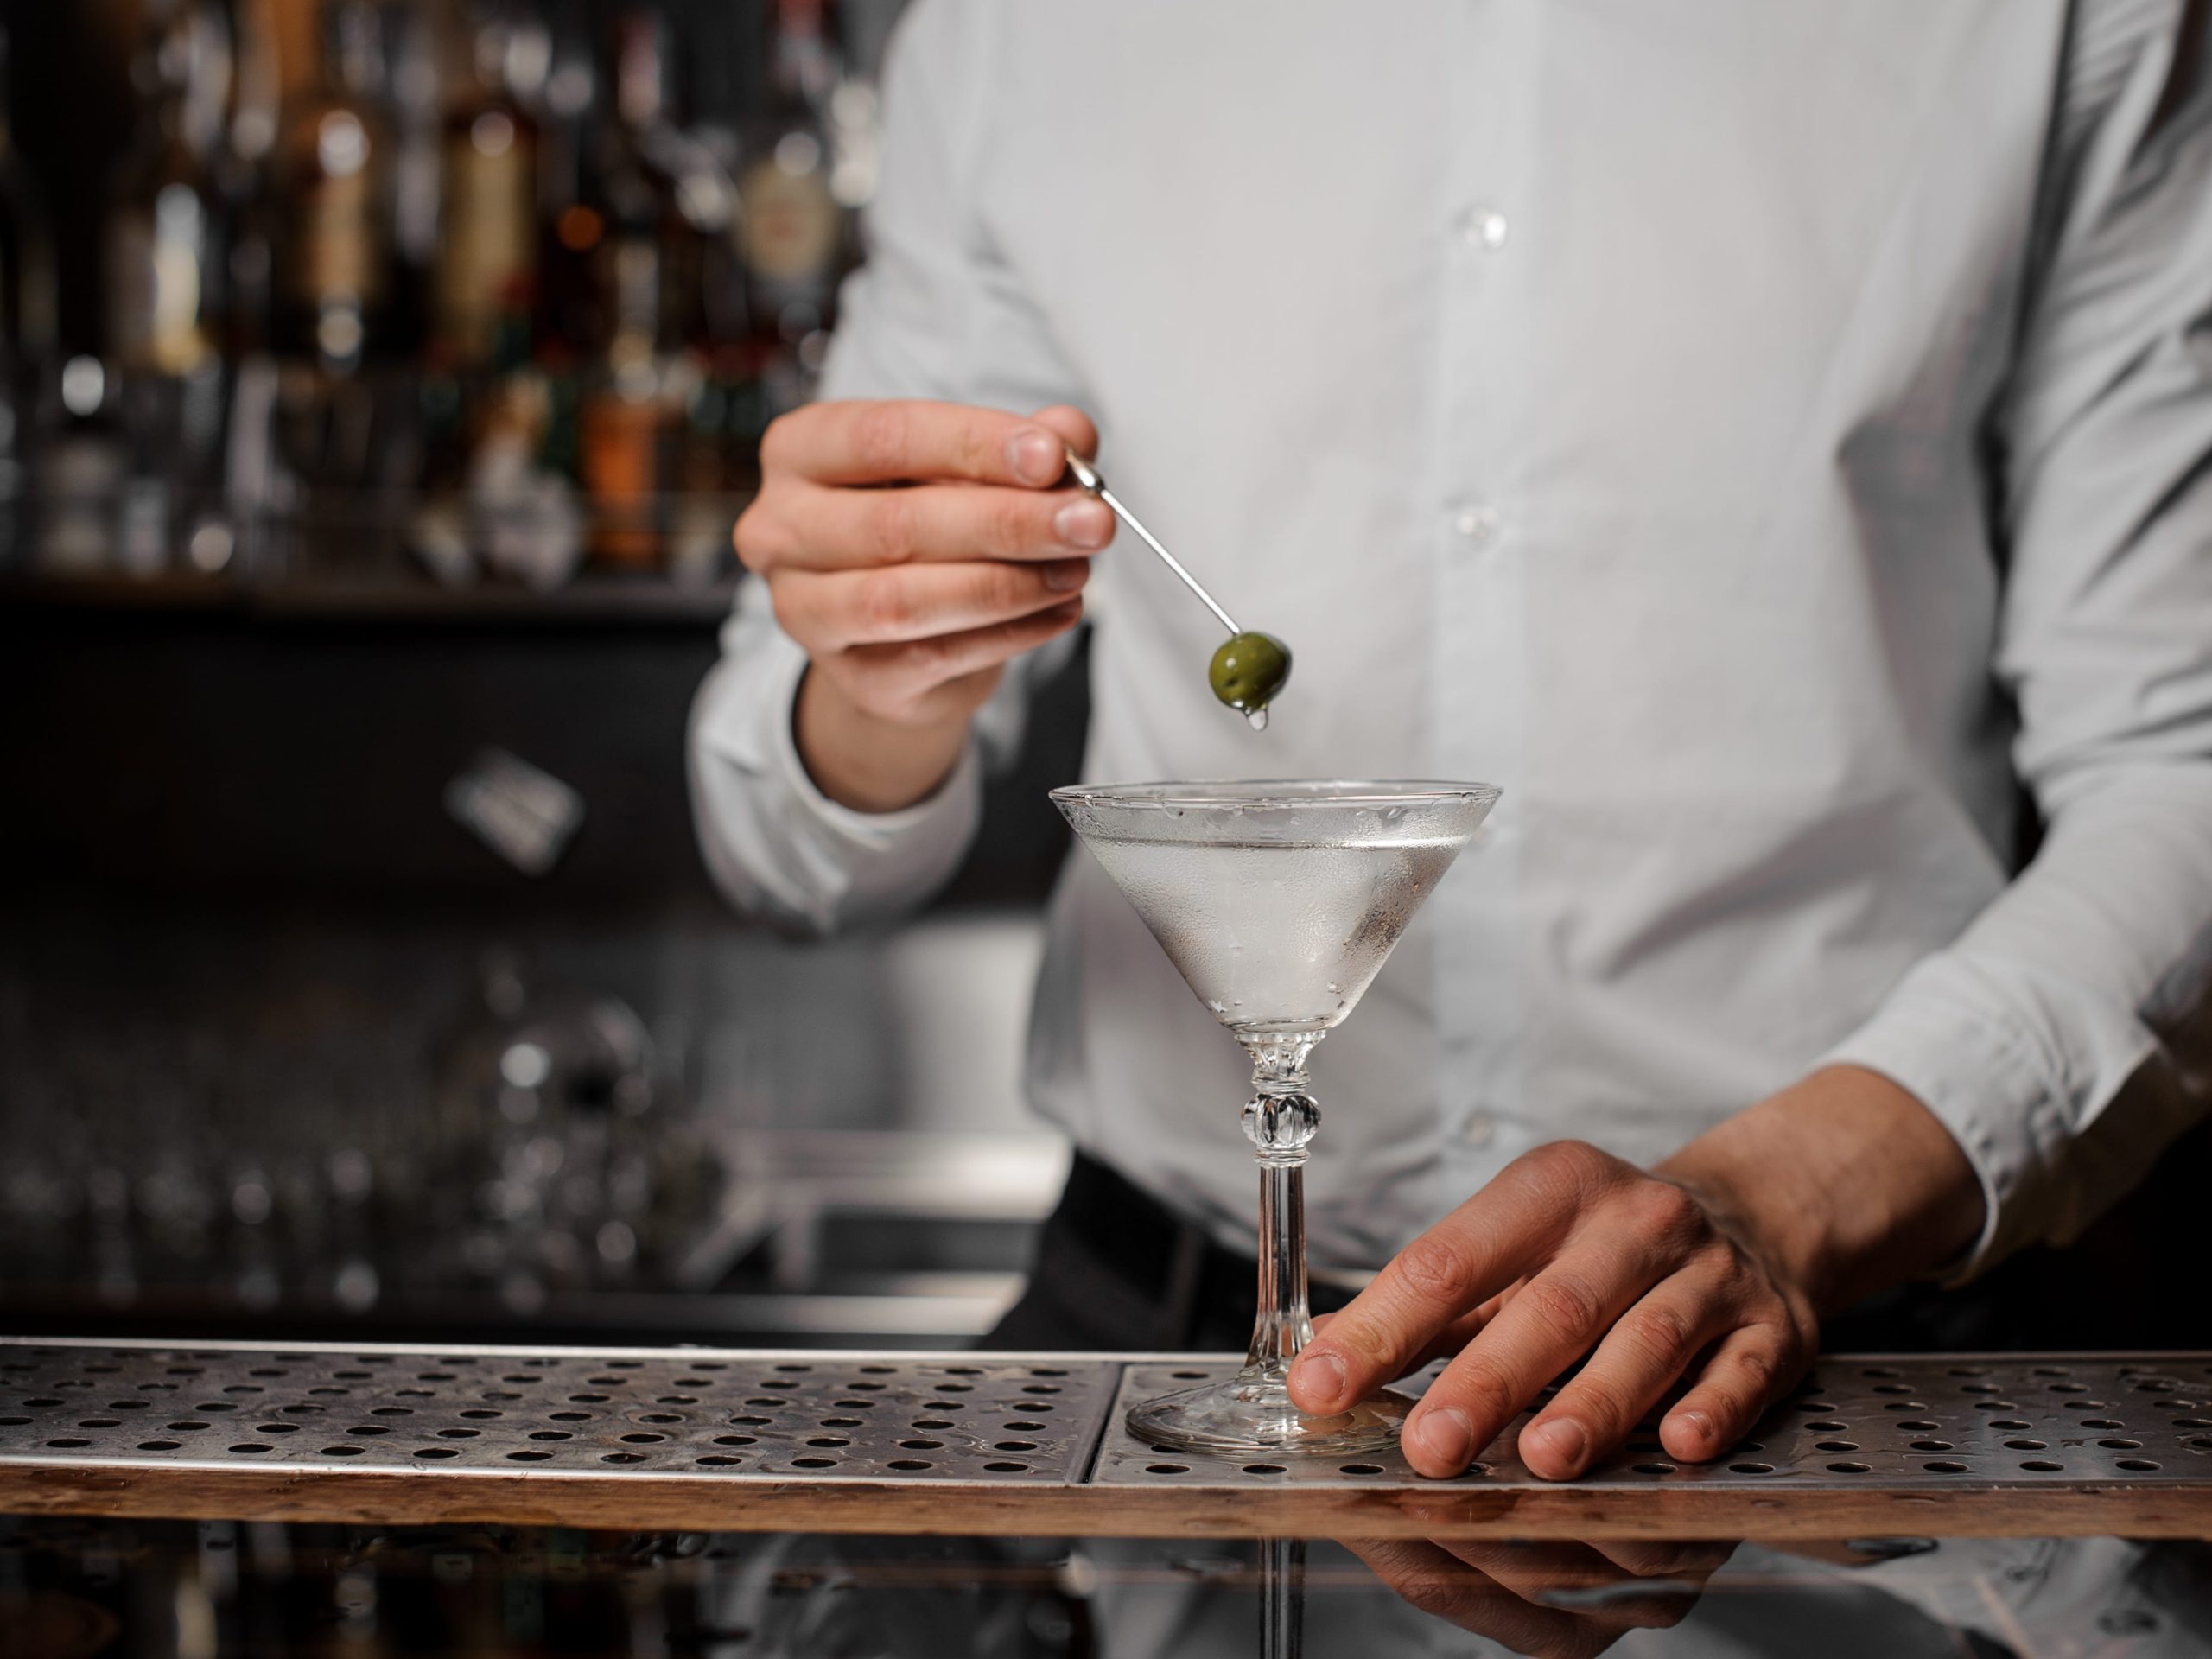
[985,1133,2212,1356]
[978,1153,1985,1357]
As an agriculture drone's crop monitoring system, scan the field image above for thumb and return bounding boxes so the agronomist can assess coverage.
[1029,404,1100,461]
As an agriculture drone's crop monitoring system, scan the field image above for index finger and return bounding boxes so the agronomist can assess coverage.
[764,399,1077,488]
[1287,1160,1578,1416]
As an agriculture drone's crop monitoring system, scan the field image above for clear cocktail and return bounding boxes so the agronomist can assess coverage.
[1052,780,1500,1455]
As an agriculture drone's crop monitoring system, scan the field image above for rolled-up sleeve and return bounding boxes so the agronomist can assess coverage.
[1823,4,2212,1276]
[687,0,1086,935]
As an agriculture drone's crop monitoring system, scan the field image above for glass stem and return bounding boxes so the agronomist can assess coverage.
[1239,1034,1322,1384]
[1247,1151,1311,1378]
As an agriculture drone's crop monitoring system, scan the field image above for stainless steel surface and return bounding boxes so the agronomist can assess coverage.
[1062,448,1241,636]
[3,1340,2209,1538]
[0,1340,1113,1484]
[1094,1355,2212,1489]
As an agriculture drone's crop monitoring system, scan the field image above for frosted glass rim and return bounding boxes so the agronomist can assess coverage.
[1048,779,1503,811]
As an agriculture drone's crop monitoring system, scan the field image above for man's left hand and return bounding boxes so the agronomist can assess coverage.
[1284,1065,1983,1480]
[1287,1141,1815,1478]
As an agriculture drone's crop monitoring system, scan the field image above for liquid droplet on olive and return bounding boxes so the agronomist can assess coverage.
[1210,631,1292,719]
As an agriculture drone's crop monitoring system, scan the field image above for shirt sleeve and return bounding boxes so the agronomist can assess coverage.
[1821,3,2212,1279]
[687,0,1088,936]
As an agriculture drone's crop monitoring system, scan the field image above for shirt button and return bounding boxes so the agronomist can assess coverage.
[1460,1110,1496,1147]
[1458,204,1510,251]
[1451,502,1501,545]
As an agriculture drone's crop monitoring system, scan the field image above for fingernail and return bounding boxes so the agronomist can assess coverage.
[1053,499,1112,549]
[1411,1408,1473,1471]
[1674,1408,1711,1451]
[1290,1351,1345,1408]
[1041,559,1087,593]
[1527,1417,1586,1475]
[1008,429,1062,485]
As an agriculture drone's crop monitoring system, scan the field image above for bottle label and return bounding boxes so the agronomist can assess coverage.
[741,160,841,289]
[108,218,160,368]
[297,168,384,304]
[436,121,535,357]
[582,391,665,569]
[608,237,662,350]
[108,196,217,375]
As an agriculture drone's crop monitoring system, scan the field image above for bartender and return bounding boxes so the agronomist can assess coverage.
[690,1,2212,1482]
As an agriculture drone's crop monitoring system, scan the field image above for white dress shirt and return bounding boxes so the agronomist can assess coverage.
[691,0,2212,1279]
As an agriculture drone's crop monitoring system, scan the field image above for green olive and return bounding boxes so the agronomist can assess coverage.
[1209,630,1293,714]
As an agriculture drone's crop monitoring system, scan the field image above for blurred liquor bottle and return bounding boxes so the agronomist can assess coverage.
[0,21,58,570]
[741,0,849,403]
[276,0,394,375]
[433,3,539,368]
[532,5,601,359]
[598,9,708,360]
[383,0,448,361]
[576,9,696,572]
[409,4,584,588]
[217,0,283,360]
[107,0,233,383]
[0,22,55,374]
[105,0,238,574]
[670,348,766,585]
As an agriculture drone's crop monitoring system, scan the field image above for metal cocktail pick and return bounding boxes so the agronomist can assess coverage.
[1062,448,1240,632]
[1062,448,1292,726]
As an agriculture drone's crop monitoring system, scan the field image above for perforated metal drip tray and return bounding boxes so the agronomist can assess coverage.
[2,1341,2208,1541]
[1097,1357,2212,1486]
[0,1344,1111,1483]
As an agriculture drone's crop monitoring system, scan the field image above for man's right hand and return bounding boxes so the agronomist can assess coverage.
[734,399,1113,813]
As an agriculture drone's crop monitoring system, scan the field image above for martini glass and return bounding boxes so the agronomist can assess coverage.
[1051,779,1500,1455]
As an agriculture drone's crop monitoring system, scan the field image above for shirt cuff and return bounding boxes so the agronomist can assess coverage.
[769,664,985,861]
[1815,960,2061,1286]
[691,639,983,932]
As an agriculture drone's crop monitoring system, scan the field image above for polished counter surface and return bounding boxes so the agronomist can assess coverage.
[9,1518,2207,1657]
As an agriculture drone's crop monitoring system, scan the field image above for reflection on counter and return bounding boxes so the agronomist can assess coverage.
[3,1519,2208,1657]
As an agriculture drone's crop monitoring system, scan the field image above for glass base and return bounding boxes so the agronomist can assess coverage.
[1127,1372,1412,1457]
